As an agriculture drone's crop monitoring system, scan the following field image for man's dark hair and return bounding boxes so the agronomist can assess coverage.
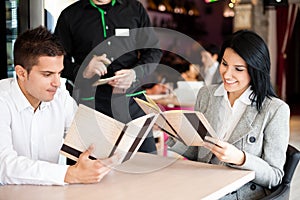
[13,26,65,72]
[203,43,220,57]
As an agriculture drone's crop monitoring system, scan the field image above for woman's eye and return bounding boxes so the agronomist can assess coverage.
[236,67,244,72]
[221,61,228,66]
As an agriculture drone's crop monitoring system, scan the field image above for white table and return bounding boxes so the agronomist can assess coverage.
[0,153,255,200]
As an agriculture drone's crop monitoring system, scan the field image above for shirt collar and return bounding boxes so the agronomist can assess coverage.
[214,83,252,105]
[214,83,227,97]
[11,78,32,112]
[39,101,51,111]
[11,78,50,112]
[239,87,252,105]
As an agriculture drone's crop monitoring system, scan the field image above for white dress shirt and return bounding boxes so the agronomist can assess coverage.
[214,84,252,141]
[0,78,78,185]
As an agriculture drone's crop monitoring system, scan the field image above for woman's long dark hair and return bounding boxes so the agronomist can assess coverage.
[218,30,277,112]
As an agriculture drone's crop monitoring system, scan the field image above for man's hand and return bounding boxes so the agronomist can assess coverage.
[108,69,136,91]
[83,54,111,79]
[204,136,245,166]
[64,145,117,184]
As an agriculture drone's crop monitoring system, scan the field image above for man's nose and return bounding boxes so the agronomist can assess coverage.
[52,75,61,87]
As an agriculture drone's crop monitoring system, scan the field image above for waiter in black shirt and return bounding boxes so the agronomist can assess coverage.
[55,0,162,154]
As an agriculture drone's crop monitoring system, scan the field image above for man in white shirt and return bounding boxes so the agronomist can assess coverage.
[0,26,114,185]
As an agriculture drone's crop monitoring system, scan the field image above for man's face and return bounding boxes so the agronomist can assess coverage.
[17,55,64,109]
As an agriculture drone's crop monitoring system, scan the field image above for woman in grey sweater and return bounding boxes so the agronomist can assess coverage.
[168,30,290,200]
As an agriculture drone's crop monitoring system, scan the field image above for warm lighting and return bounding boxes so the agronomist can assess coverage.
[185,1,200,16]
[188,10,194,16]
[224,1,235,17]
[149,0,198,16]
[158,4,166,12]
[251,0,258,5]
[223,8,235,17]
[174,7,186,14]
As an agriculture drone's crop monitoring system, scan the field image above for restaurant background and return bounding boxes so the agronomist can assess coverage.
[0,0,299,112]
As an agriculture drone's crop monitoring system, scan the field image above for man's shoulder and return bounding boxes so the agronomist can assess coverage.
[0,78,16,106]
[0,78,14,93]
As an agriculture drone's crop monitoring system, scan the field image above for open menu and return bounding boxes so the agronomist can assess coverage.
[134,94,218,146]
[60,104,157,164]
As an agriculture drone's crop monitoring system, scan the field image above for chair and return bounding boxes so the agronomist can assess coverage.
[261,144,300,200]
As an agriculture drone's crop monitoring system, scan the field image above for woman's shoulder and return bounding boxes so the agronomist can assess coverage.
[263,96,290,113]
[198,84,220,96]
[195,84,221,111]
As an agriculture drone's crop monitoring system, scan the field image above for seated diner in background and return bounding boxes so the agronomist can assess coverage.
[199,43,222,85]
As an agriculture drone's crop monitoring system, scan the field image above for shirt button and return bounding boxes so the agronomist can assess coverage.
[107,41,111,46]
[110,57,114,61]
[104,11,107,14]
[106,25,109,30]
[249,136,256,143]
[250,184,256,190]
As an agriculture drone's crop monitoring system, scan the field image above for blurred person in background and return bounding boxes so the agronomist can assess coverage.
[200,43,222,85]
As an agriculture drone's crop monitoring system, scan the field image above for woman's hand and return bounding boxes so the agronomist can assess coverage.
[204,136,245,165]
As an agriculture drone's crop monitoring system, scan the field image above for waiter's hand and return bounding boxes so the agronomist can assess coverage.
[203,136,246,166]
[108,69,136,91]
[83,54,111,79]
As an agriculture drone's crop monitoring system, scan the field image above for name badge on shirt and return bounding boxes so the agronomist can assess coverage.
[115,28,130,37]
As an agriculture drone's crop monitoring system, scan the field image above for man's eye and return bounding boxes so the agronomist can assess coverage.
[43,73,51,77]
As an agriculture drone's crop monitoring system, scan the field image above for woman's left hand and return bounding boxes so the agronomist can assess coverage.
[204,136,245,165]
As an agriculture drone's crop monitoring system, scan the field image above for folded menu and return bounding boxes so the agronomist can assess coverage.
[134,94,218,146]
[60,104,157,164]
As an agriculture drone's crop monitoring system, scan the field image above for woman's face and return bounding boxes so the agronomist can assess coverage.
[219,48,251,100]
